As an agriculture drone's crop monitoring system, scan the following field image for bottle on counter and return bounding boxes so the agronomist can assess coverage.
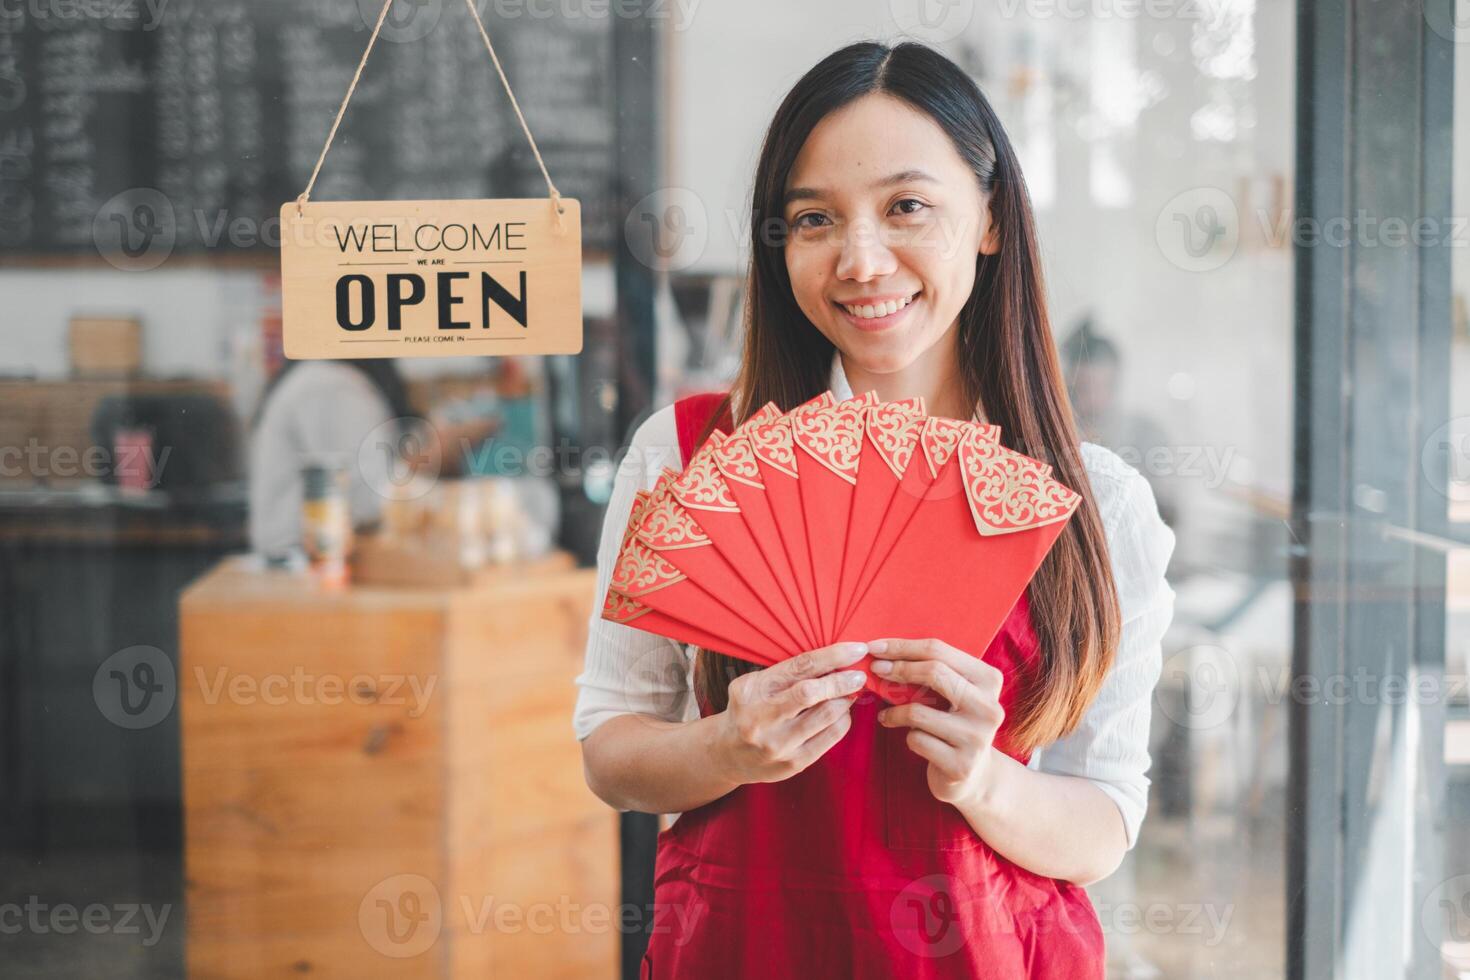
[301,462,351,590]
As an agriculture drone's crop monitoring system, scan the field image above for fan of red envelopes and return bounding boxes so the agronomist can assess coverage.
[601,390,1083,706]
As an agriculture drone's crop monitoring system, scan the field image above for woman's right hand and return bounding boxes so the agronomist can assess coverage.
[710,641,870,785]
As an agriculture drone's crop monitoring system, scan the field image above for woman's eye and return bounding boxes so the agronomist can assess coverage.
[793,212,830,230]
[891,198,928,217]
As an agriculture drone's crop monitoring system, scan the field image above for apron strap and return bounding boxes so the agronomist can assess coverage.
[673,391,734,466]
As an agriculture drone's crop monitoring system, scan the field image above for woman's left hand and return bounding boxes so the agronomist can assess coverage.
[869,638,1004,809]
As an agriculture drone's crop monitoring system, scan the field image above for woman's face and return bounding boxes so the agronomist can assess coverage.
[782,92,998,376]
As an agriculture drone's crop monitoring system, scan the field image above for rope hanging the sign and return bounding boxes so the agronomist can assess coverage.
[294,0,566,230]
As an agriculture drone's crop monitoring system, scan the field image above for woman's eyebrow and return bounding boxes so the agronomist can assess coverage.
[782,169,938,208]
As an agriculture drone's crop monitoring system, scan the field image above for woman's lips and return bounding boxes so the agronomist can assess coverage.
[833,291,921,332]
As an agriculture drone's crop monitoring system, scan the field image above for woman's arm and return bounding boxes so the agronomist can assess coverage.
[955,749,1128,885]
[581,713,742,815]
[1022,454,1179,855]
[583,645,870,813]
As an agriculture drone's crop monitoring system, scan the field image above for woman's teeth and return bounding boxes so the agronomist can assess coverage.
[841,294,914,319]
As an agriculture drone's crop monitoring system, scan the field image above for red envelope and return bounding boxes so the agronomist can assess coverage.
[602,590,776,665]
[710,411,823,649]
[610,533,794,660]
[832,396,926,631]
[667,430,820,651]
[603,392,1080,714]
[743,392,832,646]
[790,392,876,642]
[606,484,781,664]
[632,444,808,656]
[836,428,1080,705]
[834,416,982,639]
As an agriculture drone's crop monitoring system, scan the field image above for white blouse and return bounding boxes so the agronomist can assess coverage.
[572,353,1178,850]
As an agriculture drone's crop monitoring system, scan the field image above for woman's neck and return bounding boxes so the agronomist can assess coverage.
[839,333,980,422]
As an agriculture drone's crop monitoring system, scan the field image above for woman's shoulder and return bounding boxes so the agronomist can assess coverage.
[616,404,683,492]
[1078,441,1152,526]
[1078,440,1177,608]
[628,403,682,458]
[630,403,679,446]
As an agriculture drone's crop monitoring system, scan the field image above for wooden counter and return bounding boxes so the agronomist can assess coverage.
[180,554,615,978]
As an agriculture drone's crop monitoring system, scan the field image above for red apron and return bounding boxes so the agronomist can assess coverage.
[641,393,1106,979]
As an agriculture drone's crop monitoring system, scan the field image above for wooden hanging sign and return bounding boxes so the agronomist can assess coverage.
[279,0,583,360]
[280,198,582,359]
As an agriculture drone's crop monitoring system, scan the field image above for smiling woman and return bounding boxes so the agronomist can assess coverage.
[702,40,1134,768]
[575,39,1176,980]
[782,105,998,391]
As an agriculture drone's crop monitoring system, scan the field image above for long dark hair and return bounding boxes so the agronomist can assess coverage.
[692,41,1121,755]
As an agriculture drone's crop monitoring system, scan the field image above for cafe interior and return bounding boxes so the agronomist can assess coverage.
[1,0,1467,977]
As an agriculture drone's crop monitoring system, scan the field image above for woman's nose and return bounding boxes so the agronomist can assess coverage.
[834,218,897,281]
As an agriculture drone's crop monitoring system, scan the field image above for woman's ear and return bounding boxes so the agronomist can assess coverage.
[979,201,1001,256]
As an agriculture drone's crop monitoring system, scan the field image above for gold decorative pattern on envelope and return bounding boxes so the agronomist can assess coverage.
[610,536,686,596]
[712,433,763,489]
[602,588,651,624]
[713,402,785,490]
[958,431,1081,536]
[625,489,652,540]
[626,471,677,531]
[865,401,928,481]
[790,398,866,485]
[921,416,969,478]
[636,490,711,550]
[741,402,782,430]
[673,432,740,513]
[799,391,837,411]
[893,395,926,415]
[748,415,799,479]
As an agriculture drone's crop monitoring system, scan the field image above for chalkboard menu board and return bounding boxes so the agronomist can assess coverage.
[0,0,617,255]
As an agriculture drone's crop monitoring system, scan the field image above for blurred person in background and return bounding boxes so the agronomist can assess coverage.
[1062,315,1181,531]
[247,359,493,558]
